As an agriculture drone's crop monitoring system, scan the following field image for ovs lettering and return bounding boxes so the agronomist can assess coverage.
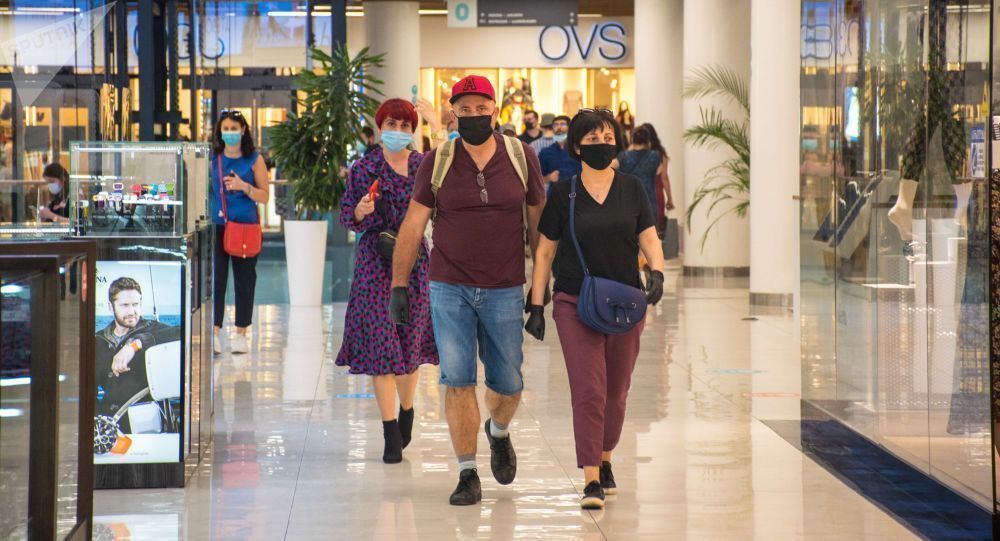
[539,22,628,63]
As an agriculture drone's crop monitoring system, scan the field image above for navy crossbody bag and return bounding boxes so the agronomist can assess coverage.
[567,175,647,335]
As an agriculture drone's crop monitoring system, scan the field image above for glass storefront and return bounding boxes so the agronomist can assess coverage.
[419,67,635,132]
[800,0,993,509]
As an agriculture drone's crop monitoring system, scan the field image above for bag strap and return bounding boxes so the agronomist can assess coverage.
[568,175,590,276]
[430,138,457,197]
[500,134,528,192]
[216,156,228,224]
[218,154,261,224]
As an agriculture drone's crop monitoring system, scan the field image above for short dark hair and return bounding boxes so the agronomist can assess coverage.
[213,110,256,157]
[361,126,375,138]
[523,110,538,120]
[553,115,571,125]
[108,276,142,304]
[566,110,624,161]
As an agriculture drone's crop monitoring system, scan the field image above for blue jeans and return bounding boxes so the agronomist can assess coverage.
[429,281,525,395]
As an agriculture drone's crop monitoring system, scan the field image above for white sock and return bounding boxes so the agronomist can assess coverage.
[489,419,509,439]
[458,454,476,473]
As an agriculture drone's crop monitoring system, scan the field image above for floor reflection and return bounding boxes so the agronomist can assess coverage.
[93,267,916,540]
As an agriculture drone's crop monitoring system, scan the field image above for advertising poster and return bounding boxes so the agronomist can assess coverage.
[94,261,183,465]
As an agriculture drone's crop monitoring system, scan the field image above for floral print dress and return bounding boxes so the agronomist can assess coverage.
[336,147,439,375]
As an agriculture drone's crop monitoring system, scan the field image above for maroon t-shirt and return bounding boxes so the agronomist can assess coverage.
[412,133,546,288]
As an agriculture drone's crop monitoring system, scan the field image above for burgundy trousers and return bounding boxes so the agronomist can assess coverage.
[552,292,644,468]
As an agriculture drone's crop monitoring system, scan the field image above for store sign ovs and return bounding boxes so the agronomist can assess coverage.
[538,22,628,63]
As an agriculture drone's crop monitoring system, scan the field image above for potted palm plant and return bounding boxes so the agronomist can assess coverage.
[269,45,384,306]
[683,65,750,251]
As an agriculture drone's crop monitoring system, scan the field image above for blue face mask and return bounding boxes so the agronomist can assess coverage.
[221,131,242,147]
[447,131,461,141]
[381,130,413,152]
[553,133,568,143]
[802,138,819,151]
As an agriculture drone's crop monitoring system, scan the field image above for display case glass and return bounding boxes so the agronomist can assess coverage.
[69,142,210,237]
[0,270,39,540]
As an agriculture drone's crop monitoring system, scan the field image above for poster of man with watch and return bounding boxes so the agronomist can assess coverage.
[94,261,183,464]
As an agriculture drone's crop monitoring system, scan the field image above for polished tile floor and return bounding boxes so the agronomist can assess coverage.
[93,268,918,540]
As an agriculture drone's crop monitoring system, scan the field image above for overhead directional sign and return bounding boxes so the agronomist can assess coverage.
[477,0,577,27]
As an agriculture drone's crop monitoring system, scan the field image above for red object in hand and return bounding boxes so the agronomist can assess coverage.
[368,179,380,201]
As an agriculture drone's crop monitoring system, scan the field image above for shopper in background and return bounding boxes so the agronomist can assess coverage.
[211,109,270,355]
[538,115,580,196]
[529,113,557,155]
[525,108,665,510]
[37,162,70,223]
[616,123,671,222]
[501,123,518,138]
[389,75,546,506]
[518,109,542,144]
[361,126,379,156]
[336,98,439,464]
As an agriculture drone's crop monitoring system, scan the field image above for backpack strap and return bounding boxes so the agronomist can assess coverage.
[430,138,457,197]
[501,134,529,193]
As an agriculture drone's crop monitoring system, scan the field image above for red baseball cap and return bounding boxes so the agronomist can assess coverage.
[450,75,495,104]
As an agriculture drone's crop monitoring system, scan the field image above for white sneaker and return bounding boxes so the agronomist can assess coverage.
[231,333,250,354]
[213,335,222,355]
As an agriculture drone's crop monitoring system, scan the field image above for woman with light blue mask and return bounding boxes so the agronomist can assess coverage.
[210,109,270,356]
[336,98,439,464]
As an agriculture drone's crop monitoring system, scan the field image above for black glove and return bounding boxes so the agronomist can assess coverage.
[524,305,545,341]
[524,285,552,313]
[389,287,410,325]
[645,270,664,306]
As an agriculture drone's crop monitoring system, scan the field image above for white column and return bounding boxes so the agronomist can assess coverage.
[749,0,800,306]
[682,0,750,271]
[635,0,684,222]
[364,1,420,101]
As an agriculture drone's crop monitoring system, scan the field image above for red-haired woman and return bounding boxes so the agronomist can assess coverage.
[336,98,439,463]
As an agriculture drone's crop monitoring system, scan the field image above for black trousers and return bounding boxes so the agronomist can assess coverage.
[214,223,258,328]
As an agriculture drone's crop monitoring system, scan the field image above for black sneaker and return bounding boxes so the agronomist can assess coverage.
[484,419,517,485]
[600,461,617,494]
[581,481,605,509]
[449,469,482,506]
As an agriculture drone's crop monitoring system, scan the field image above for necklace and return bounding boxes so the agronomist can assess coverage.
[582,177,613,202]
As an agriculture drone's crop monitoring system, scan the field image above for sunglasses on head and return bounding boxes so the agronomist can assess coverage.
[579,108,614,117]
[220,109,244,118]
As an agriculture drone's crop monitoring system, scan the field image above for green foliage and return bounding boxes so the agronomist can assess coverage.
[269,45,384,219]
[682,65,750,252]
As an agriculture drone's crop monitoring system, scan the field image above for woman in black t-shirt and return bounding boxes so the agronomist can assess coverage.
[38,163,70,223]
[525,109,665,510]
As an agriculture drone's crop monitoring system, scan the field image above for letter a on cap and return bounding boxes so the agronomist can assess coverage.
[462,77,478,92]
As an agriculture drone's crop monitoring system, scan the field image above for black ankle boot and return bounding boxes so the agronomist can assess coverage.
[399,407,415,449]
[382,420,403,464]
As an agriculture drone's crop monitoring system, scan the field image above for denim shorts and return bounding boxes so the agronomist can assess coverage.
[429,281,525,395]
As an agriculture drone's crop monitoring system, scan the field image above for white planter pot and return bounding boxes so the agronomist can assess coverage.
[284,220,328,306]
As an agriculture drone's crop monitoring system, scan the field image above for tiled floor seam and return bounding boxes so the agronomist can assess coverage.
[517,401,610,541]
[281,348,329,541]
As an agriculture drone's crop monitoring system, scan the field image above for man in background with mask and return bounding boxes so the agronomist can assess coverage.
[389,75,546,506]
[518,109,542,144]
[529,113,557,155]
[538,115,580,197]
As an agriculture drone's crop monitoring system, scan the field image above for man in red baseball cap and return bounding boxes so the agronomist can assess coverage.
[388,75,547,506]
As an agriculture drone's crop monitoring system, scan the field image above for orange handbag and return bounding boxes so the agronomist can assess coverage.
[218,157,262,258]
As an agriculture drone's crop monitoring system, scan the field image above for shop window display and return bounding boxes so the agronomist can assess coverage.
[800,0,995,511]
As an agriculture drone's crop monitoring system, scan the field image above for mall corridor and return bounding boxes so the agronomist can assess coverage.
[91,268,916,540]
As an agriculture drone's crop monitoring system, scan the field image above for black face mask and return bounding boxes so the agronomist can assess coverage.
[578,144,617,170]
[524,121,536,130]
[457,115,494,146]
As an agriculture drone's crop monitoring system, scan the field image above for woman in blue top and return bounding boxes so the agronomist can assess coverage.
[615,123,672,222]
[211,109,270,355]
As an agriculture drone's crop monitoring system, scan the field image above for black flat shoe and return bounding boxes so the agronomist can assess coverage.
[600,461,618,495]
[449,469,482,506]
[399,407,414,449]
[581,481,605,509]
[382,419,402,464]
[485,419,517,485]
